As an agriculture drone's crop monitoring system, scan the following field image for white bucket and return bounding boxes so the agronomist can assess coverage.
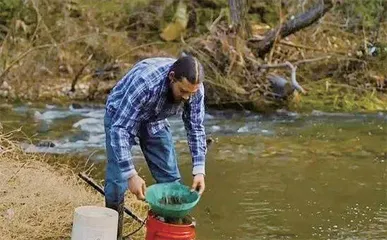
[71,206,118,240]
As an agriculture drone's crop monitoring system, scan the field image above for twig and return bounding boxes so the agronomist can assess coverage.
[30,2,41,42]
[321,21,349,28]
[268,1,283,64]
[285,61,306,94]
[31,0,57,46]
[362,24,368,52]
[0,30,10,59]
[278,40,348,54]
[0,44,52,82]
[226,52,237,77]
[0,162,28,189]
[0,33,102,83]
[209,8,225,32]
[258,55,331,69]
[70,54,93,92]
[327,83,369,92]
[116,41,165,60]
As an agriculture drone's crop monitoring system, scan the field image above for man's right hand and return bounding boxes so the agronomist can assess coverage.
[128,174,146,200]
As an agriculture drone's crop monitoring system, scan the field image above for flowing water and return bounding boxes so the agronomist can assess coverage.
[1,102,386,240]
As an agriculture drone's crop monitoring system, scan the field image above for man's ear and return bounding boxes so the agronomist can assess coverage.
[168,71,175,82]
[180,51,188,57]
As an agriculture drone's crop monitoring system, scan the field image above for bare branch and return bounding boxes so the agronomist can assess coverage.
[285,61,306,94]
[258,56,332,69]
[70,54,93,92]
[0,33,103,84]
[279,40,348,54]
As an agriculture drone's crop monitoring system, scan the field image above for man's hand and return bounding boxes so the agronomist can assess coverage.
[128,174,146,200]
[191,174,205,195]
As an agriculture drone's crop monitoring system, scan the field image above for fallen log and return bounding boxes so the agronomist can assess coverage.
[249,0,334,57]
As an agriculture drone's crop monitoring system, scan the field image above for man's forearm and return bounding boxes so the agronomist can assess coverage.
[187,128,207,175]
[110,126,138,180]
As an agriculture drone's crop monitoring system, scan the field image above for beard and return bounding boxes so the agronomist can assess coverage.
[167,84,188,104]
[166,85,179,103]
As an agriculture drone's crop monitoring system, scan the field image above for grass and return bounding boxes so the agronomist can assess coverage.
[0,130,148,240]
[289,77,387,112]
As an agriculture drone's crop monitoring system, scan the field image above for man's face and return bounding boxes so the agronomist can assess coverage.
[168,71,200,103]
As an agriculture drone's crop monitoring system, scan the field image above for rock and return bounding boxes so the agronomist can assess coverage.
[78,83,88,90]
[39,66,54,76]
[37,121,50,133]
[33,111,43,121]
[0,81,10,90]
[206,137,215,146]
[8,90,16,99]
[4,208,15,220]
[0,90,8,98]
[59,64,74,75]
[36,141,56,148]
[0,103,12,110]
[70,103,83,109]
[69,131,90,142]
[61,86,71,93]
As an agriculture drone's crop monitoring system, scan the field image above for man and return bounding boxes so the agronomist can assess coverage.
[104,55,207,239]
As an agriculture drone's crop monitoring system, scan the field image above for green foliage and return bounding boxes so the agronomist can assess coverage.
[0,0,23,22]
[249,0,279,26]
[335,0,385,29]
[0,0,23,39]
[290,78,387,112]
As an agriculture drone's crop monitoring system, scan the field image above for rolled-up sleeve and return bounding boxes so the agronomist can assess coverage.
[182,84,207,175]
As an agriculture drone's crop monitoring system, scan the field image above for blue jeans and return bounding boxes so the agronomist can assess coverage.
[104,112,181,205]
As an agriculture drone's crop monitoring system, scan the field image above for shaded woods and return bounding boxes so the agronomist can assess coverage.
[0,0,387,112]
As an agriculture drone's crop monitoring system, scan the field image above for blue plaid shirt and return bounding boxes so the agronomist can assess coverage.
[106,57,207,180]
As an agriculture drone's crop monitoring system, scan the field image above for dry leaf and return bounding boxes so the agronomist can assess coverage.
[292,91,302,103]
[160,22,185,41]
[15,20,28,33]
[160,0,188,41]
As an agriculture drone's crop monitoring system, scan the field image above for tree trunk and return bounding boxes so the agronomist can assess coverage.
[249,0,334,58]
[371,0,387,43]
[228,0,251,38]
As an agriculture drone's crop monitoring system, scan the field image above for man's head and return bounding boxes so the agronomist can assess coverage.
[167,55,204,103]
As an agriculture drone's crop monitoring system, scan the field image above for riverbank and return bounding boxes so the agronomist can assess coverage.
[0,131,148,240]
[0,0,386,112]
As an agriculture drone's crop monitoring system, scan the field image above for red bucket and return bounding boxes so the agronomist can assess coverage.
[145,211,196,240]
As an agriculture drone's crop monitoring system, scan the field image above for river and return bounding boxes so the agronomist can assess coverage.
[0,102,386,240]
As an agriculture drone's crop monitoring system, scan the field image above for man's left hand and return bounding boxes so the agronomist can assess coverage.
[191,174,205,195]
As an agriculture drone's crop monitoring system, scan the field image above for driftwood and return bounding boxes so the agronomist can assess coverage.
[249,0,334,57]
[263,57,332,96]
[266,61,306,98]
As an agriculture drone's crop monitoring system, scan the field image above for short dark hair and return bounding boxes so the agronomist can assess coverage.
[170,55,204,84]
